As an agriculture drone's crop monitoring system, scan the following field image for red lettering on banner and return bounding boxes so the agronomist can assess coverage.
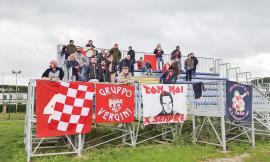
[144,117,151,124]
[98,86,133,97]
[153,116,159,122]
[169,86,184,95]
[173,115,180,122]
[97,107,133,122]
[143,85,185,95]
[180,114,184,121]
[145,115,186,125]
[143,85,164,94]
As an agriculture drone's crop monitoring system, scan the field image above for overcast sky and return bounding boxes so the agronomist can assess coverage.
[0,0,270,85]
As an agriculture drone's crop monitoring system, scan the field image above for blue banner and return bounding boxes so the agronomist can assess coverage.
[226,81,252,123]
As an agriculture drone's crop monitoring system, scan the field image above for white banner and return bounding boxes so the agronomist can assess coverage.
[141,84,187,125]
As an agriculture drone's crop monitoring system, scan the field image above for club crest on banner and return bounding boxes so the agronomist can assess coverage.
[226,81,252,123]
[109,98,123,113]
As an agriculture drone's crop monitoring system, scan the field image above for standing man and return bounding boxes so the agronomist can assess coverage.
[171,46,182,72]
[154,43,164,71]
[191,53,198,75]
[118,54,134,76]
[85,56,99,82]
[66,40,77,57]
[171,58,180,82]
[127,46,136,65]
[109,43,122,74]
[184,53,195,81]
[98,60,111,82]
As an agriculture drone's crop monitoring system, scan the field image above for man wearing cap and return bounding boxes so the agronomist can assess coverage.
[109,43,122,72]
[119,66,134,84]
[42,60,64,81]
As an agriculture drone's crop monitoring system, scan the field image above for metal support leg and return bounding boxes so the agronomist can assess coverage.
[221,116,227,151]
[251,110,256,148]
[192,115,196,144]
[77,134,82,156]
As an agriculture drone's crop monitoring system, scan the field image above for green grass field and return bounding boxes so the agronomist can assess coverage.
[1,113,270,162]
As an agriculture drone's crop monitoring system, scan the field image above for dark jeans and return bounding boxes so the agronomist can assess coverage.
[193,67,197,75]
[186,70,193,81]
[173,74,178,82]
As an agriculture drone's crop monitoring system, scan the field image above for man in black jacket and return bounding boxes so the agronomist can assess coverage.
[85,57,99,81]
[98,60,110,82]
[119,54,134,76]
[127,46,135,65]
[191,53,198,75]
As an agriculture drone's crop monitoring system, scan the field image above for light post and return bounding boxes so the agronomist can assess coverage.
[2,74,4,113]
[12,70,21,113]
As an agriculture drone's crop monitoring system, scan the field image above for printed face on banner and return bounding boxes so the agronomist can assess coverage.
[95,84,135,123]
[226,81,252,123]
[36,80,94,138]
[141,84,187,125]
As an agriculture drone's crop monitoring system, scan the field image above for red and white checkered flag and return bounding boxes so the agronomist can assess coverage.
[36,80,94,137]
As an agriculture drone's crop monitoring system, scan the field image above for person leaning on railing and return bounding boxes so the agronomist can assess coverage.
[42,60,64,81]
[118,66,134,85]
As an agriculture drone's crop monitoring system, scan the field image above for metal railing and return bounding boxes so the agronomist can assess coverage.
[57,45,216,74]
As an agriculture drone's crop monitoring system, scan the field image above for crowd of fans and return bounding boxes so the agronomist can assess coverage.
[42,40,199,84]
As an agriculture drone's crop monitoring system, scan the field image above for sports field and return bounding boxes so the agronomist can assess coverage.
[1,113,270,162]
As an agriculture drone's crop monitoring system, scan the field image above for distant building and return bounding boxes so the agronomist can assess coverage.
[0,85,27,104]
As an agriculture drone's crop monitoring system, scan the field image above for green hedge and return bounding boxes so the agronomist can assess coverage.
[0,104,26,113]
